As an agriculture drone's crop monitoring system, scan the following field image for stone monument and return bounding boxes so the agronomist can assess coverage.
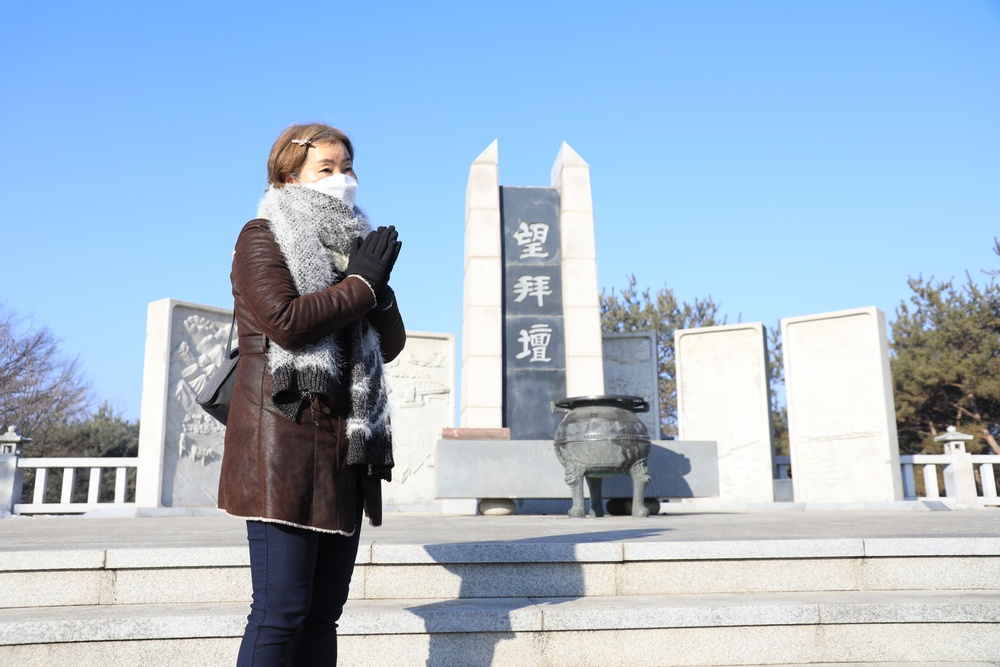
[136,299,454,511]
[781,306,903,503]
[675,323,776,502]
[603,332,661,437]
[461,141,605,435]
[381,331,455,511]
[136,300,231,509]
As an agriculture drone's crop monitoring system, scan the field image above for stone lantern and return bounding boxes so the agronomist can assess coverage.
[934,425,974,453]
[935,426,977,507]
[0,425,30,513]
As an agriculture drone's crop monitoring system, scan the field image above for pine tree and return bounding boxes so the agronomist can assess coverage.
[890,273,1000,455]
[600,274,725,437]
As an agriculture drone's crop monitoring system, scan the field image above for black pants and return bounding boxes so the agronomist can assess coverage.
[236,518,363,666]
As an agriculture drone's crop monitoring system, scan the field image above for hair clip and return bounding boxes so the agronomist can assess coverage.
[291,138,313,147]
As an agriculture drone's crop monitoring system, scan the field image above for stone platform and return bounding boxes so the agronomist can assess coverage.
[2,509,1000,667]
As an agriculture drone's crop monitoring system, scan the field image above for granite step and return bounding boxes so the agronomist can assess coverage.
[4,538,1000,609]
[1,591,999,666]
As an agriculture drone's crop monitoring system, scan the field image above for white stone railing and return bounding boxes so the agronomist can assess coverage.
[900,453,1000,505]
[14,457,138,514]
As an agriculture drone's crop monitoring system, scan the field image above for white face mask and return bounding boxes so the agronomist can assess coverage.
[301,174,358,209]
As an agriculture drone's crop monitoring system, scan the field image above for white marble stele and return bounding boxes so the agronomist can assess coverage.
[675,323,776,503]
[781,307,903,503]
[136,299,455,511]
[602,332,660,438]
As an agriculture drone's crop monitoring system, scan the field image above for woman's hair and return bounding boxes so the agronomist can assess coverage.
[266,123,355,189]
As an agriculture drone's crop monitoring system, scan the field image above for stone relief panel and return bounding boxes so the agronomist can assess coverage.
[603,332,660,438]
[161,305,232,506]
[144,297,454,510]
[382,333,455,510]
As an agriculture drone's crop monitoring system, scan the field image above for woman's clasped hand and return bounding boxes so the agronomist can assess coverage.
[345,225,402,297]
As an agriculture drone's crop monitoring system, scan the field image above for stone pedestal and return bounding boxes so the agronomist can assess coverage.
[781,307,902,503]
[675,323,776,502]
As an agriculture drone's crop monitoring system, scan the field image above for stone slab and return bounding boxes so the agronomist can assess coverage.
[676,322,776,502]
[0,549,105,571]
[5,510,1000,554]
[362,562,617,600]
[0,602,247,645]
[617,558,862,596]
[602,332,661,437]
[782,307,903,502]
[382,332,455,510]
[0,638,241,667]
[0,571,110,608]
[5,592,1000,644]
[137,299,233,508]
[136,298,454,511]
[370,541,623,565]
[104,546,248,569]
[624,538,865,561]
[863,537,1000,557]
[435,439,719,499]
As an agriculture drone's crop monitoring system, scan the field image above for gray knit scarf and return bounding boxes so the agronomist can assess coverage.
[257,185,394,481]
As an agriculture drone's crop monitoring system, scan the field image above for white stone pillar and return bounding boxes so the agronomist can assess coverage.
[675,323,776,502]
[782,306,903,503]
[551,142,604,397]
[461,141,504,427]
[136,299,173,507]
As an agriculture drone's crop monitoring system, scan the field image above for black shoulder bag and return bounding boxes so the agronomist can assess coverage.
[196,313,239,426]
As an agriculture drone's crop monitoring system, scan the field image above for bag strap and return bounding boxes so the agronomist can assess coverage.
[225,311,236,356]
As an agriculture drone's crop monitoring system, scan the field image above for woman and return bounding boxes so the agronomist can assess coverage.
[219,123,405,666]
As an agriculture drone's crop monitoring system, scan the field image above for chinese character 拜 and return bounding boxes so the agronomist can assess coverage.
[516,324,553,363]
[512,221,550,259]
[512,275,553,307]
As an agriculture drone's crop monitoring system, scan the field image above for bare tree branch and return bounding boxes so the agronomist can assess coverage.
[0,305,92,453]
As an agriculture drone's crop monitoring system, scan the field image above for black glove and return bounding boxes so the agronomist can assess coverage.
[345,226,402,299]
[375,284,396,311]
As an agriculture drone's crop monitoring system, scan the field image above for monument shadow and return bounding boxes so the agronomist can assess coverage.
[406,526,670,667]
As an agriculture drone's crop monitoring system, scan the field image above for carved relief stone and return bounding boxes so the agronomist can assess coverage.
[382,332,455,510]
[162,307,232,506]
[138,299,454,511]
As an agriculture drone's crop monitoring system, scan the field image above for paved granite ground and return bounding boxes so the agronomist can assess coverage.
[2,509,999,552]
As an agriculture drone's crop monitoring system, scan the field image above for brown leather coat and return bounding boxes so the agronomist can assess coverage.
[218,219,406,534]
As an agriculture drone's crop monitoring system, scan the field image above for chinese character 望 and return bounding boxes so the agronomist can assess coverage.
[512,275,553,307]
[516,324,553,363]
[512,222,550,259]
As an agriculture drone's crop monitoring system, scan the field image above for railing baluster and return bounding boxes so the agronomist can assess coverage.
[114,467,127,503]
[88,468,101,503]
[923,464,940,498]
[980,464,998,498]
[902,464,915,499]
[32,468,48,504]
[61,468,76,504]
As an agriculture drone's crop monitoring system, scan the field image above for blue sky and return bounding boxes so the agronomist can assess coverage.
[1,1,998,422]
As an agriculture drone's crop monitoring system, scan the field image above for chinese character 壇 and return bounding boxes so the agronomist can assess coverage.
[516,323,553,363]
